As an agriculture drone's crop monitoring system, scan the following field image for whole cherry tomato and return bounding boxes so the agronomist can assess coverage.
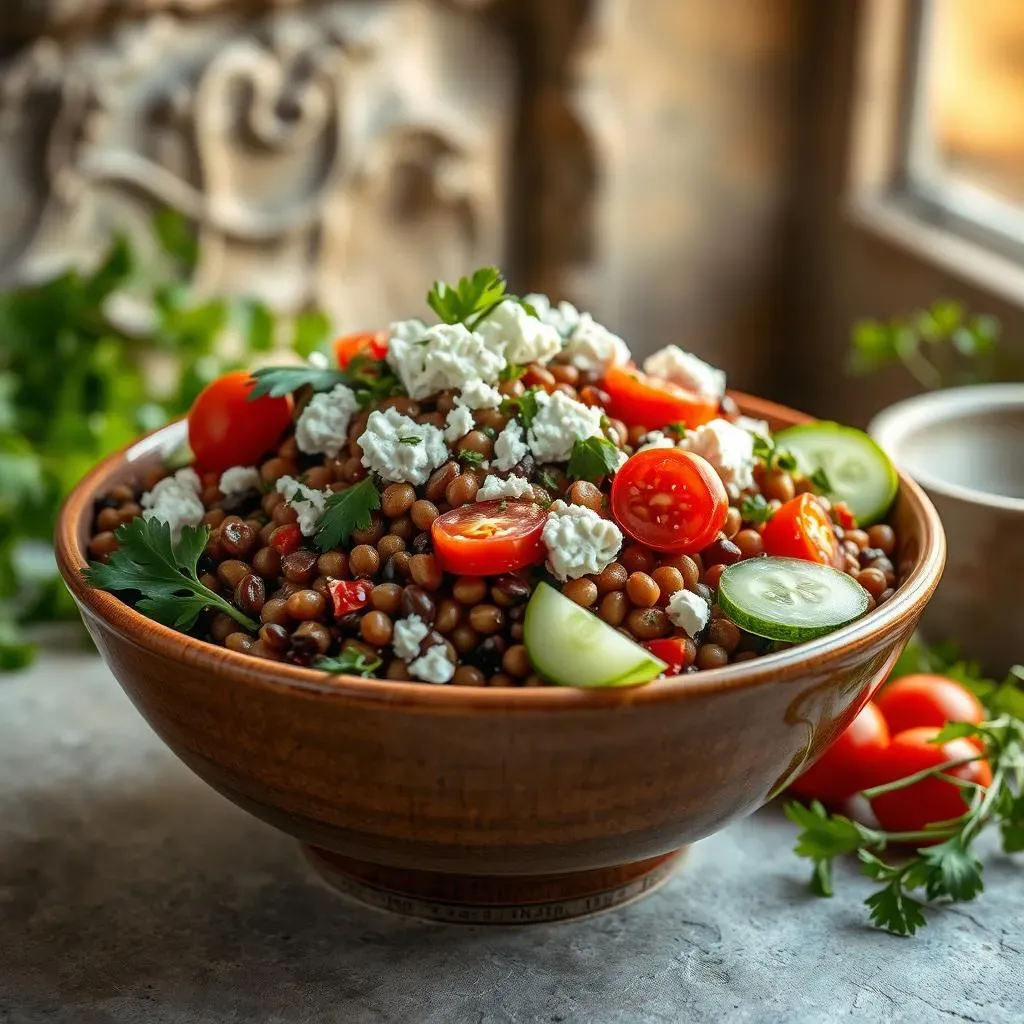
[611,448,728,553]
[870,727,992,836]
[875,675,985,735]
[601,365,719,430]
[188,371,293,475]
[432,500,547,576]
[788,701,891,806]
[762,493,842,567]
[333,331,389,368]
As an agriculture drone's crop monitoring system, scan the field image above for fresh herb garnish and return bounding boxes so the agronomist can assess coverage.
[457,449,487,467]
[247,366,348,400]
[809,467,833,495]
[499,362,527,382]
[786,646,1024,937]
[567,436,621,483]
[536,469,560,493]
[426,267,537,331]
[398,436,422,446]
[316,648,382,678]
[314,478,380,552]
[482,426,497,440]
[82,517,258,632]
[500,387,543,428]
[740,493,774,525]
[752,433,798,473]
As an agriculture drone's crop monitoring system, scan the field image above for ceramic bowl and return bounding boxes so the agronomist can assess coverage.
[870,384,1024,676]
[56,395,945,924]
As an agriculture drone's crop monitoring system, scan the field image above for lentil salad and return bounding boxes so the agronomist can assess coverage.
[84,268,906,687]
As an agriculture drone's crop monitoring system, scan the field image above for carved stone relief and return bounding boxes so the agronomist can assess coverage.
[0,1,518,329]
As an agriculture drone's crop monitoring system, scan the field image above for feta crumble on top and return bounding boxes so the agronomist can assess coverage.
[636,430,677,453]
[294,383,360,458]
[542,500,623,581]
[679,418,756,498]
[492,419,528,472]
[386,322,506,400]
[443,405,475,444]
[477,299,562,366]
[454,379,502,410]
[666,589,710,637]
[527,390,604,464]
[523,292,581,338]
[141,468,204,539]
[218,465,261,497]
[409,643,455,684]
[525,293,631,373]
[275,475,329,536]
[643,345,726,399]
[476,474,536,502]
[359,408,448,485]
[392,614,430,661]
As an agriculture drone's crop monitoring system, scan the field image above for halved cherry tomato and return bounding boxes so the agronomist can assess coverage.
[333,331,389,368]
[788,701,890,806]
[328,579,373,618]
[188,371,293,475]
[643,637,693,676]
[761,493,841,566]
[431,500,547,576]
[875,675,985,735]
[610,449,728,553]
[870,727,992,836]
[601,365,719,430]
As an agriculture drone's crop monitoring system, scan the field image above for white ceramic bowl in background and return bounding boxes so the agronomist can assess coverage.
[870,384,1024,675]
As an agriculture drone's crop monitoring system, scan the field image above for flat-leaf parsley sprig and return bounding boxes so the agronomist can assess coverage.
[314,477,381,552]
[426,267,537,331]
[83,517,258,633]
[785,659,1024,937]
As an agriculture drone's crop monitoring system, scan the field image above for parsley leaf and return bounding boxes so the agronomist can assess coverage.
[457,449,487,467]
[248,366,347,400]
[82,517,258,632]
[398,436,422,446]
[752,433,799,473]
[499,362,527,382]
[920,836,984,901]
[740,493,773,525]
[567,436,622,483]
[809,467,833,494]
[664,422,689,439]
[427,267,508,325]
[317,648,382,678]
[865,881,927,937]
[536,469,561,493]
[500,387,543,428]
[314,478,380,552]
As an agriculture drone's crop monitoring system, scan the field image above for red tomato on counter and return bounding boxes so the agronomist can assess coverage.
[875,675,985,736]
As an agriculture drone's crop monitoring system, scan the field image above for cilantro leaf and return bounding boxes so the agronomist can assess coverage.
[740,493,773,525]
[567,436,621,483]
[865,881,927,937]
[248,366,347,400]
[784,801,872,861]
[82,517,257,632]
[920,836,984,901]
[427,267,507,325]
[317,648,382,678]
[314,478,380,552]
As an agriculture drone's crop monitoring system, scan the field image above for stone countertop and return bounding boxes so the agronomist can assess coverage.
[2,652,1022,1024]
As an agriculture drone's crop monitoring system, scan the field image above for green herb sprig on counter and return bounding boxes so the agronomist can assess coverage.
[314,478,381,552]
[83,518,258,633]
[567,436,622,483]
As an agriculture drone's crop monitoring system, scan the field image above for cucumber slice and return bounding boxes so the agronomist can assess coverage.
[524,582,667,687]
[718,557,871,643]
[774,422,898,525]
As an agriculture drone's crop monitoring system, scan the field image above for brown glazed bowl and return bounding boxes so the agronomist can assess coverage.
[56,395,945,924]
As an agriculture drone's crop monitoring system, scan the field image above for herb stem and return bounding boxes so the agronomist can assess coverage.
[860,755,982,798]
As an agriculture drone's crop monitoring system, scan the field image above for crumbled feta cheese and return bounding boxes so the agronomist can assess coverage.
[454,379,502,410]
[542,500,623,581]
[386,322,506,400]
[141,468,204,539]
[275,475,329,536]
[443,405,475,444]
[389,318,428,344]
[527,390,604,464]
[643,345,726,399]
[679,418,756,498]
[307,351,330,369]
[477,300,562,365]
[524,292,581,338]
[636,430,677,453]
[476,474,536,502]
[358,407,448,485]
[736,415,770,438]
[666,589,710,637]
[392,614,430,661]
[409,643,455,684]
[218,465,262,496]
[493,419,528,472]
[560,313,631,374]
[295,383,360,458]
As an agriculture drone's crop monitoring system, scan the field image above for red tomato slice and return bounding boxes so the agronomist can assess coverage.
[762,493,841,566]
[333,331,389,368]
[643,637,692,676]
[188,370,293,475]
[875,675,985,735]
[328,579,373,618]
[601,365,719,430]
[788,701,891,807]
[870,727,992,837]
[610,449,728,553]
[432,500,547,576]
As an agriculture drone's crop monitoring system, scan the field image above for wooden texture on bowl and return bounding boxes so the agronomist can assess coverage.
[55,394,945,919]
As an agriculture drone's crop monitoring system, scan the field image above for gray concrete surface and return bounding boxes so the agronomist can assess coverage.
[2,651,1022,1024]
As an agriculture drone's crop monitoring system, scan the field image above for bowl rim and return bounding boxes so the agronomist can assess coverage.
[868,384,1024,514]
[55,391,946,710]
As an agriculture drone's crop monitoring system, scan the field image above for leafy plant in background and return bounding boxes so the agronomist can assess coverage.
[848,300,1000,389]
[0,211,332,670]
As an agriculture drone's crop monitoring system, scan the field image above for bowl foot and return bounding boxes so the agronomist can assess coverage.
[301,846,686,924]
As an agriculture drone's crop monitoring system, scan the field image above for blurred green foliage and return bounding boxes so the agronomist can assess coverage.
[0,211,332,670]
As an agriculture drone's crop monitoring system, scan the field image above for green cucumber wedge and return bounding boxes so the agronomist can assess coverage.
[774,422,898,525]
[524,582,667,687]
[718,556,871,643]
